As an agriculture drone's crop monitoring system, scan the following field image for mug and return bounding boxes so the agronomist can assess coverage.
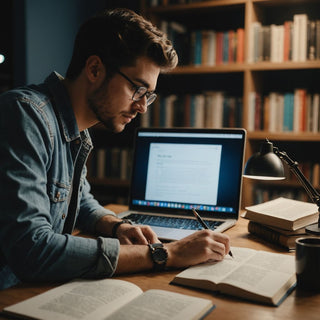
[295,237,320,291]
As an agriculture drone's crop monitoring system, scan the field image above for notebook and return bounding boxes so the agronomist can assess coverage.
[118,127,246,241]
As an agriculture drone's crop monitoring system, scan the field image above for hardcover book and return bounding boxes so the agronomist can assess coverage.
[243,197,318,230]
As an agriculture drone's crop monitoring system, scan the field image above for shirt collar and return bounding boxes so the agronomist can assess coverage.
[44,71,84,143]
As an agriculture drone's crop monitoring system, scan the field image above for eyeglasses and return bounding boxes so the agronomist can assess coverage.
[117,70,157,106]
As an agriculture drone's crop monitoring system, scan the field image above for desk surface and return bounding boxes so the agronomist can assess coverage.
[0,204,319,320]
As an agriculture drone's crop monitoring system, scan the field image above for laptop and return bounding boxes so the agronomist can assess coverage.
[118,127,247,241]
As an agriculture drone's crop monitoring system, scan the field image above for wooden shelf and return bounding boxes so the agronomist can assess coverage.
[248,132,320,142]
[248,61,320,71]
[170,60,320,74]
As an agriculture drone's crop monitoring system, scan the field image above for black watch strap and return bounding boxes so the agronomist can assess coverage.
[111,219,133,238]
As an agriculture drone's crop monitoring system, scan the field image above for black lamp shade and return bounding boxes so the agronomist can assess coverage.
[243,140,285,180]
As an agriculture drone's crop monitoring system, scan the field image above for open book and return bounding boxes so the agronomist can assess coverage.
[3,279,215,320]
[171,247,296,306]
[243,197,318,230]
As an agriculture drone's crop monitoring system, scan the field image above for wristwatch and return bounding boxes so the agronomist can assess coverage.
[148,243,168,271]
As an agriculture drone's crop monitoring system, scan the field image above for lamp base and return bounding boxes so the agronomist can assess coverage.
[305,223,320,236]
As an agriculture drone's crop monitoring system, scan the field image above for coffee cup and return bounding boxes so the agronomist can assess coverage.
[295,237,320,291]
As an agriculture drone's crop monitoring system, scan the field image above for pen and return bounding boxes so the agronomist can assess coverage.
[192,208,234,258]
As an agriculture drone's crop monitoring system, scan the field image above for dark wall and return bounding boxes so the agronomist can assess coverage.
[13,0,105,86]
[10,0,141,87]
[0,1,13,91]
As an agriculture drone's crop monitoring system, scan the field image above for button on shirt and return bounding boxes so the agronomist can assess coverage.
[0,72,120,290]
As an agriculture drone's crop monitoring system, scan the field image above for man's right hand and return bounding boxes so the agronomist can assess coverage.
[164,229,230,268]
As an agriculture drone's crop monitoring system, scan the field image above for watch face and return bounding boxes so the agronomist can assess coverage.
[153,247,168,264]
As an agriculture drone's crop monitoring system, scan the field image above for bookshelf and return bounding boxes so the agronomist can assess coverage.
[137,0,320,208]
[88,0,320,207]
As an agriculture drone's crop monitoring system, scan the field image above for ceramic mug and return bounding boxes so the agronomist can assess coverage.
[295,237,320,291]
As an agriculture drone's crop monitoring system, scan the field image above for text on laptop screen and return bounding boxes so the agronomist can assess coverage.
[129,129,246,218]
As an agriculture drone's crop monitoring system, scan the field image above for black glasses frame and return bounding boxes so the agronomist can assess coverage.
[117,70,157,106]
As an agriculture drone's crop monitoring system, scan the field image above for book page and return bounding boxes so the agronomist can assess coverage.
[220,250,295,298]
[173,247,295,303]
[174,247,257,284]
[106,289,214,320]
[245,197,318,221]
[4,279,143,320]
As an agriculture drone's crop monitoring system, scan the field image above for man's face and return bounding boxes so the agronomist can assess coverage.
[87,56,160,133]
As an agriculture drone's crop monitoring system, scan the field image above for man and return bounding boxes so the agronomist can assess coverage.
[0,8,230,290]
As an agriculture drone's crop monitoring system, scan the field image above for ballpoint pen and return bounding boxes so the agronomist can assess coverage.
[192,208,234,258]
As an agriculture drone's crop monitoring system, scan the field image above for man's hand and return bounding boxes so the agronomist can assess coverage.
[165,229,230,268]
[115,223,159,244]
[115,229,230,274]
[95,215,159,244]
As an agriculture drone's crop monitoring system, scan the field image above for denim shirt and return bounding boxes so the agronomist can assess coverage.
[0,72,120,290]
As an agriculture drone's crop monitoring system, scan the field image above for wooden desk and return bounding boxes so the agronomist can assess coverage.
[0,204,319,320]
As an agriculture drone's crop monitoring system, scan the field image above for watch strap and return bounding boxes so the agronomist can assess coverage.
[111,219,133,238]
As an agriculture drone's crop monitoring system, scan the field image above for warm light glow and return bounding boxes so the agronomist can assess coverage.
[0,54,5,64]
[243,174,285,180]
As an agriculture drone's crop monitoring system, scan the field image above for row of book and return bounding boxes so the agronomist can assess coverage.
[161,20,245,66]
[248,90,320,132]
[249,14,320,63]
[140,92,243,128]
[244,197,319,250]
[87,147,133,181]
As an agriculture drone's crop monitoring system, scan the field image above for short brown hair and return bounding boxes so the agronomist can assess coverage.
[66,8,178,79]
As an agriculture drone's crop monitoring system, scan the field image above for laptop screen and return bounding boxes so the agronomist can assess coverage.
[129,127,246,219]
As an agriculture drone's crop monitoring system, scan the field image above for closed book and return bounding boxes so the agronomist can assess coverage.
[316,20,320,60]
[236,28,244,63]
[248,220,308,250]
[307,20,316,60]
[243,197,318,231]
[216,32,223,65]
[193,30,202,65]
[207,30,216,65]
[201,29,210,65]
[283,21,292,61]
[283,92,294,131]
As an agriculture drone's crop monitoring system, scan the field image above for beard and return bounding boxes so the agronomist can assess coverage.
[87,79,122,133]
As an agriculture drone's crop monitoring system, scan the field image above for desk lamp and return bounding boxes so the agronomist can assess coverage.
[243,139,320,235]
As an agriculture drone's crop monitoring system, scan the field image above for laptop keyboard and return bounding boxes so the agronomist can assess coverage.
[125,213,223,230]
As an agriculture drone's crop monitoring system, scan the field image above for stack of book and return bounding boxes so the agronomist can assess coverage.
[243,197,319,250]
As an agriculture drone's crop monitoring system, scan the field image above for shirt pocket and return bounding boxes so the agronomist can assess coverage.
[48,181,71,232]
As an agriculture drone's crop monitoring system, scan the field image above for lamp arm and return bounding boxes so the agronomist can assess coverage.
[273,147,320,208]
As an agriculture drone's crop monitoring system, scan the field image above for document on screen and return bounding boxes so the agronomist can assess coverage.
[145,143,222,205]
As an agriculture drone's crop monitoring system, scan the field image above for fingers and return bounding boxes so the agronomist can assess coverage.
[210,231,231,256]
[166,229,231,269]
[117,224,159,245]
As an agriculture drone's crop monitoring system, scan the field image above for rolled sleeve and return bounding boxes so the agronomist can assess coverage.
[95,237,120,277]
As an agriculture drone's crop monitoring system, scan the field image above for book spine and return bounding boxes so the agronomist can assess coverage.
[236,28,244,63]
[248,221,294,250]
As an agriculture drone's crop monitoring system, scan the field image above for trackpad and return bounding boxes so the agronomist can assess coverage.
[150,226,195,241]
